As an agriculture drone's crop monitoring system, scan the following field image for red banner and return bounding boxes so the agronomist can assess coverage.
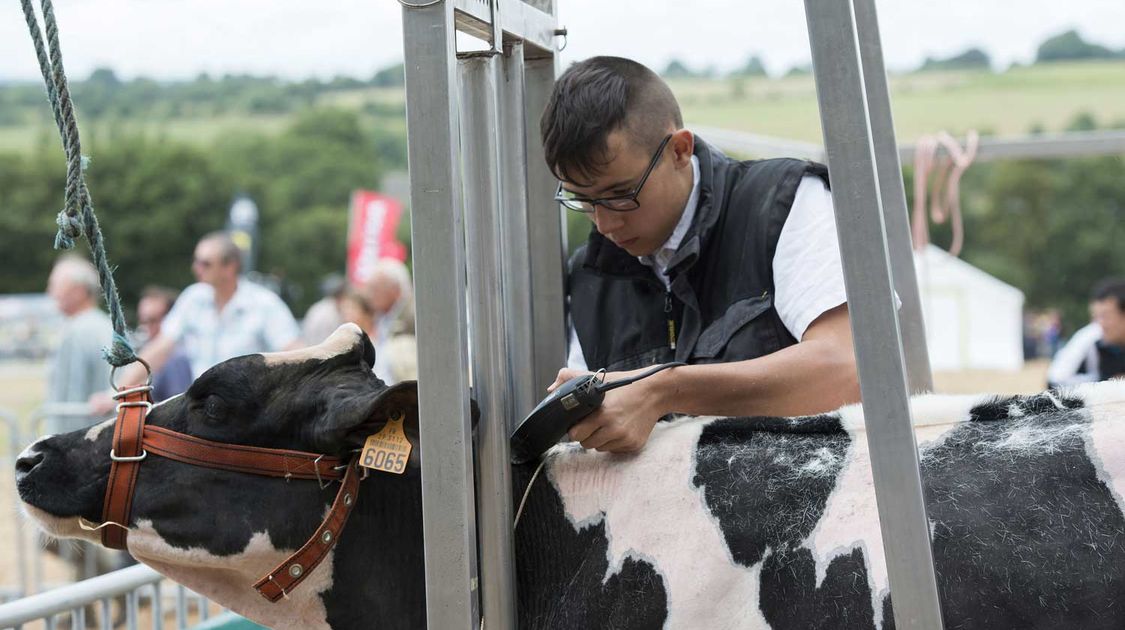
[347,190,407,286]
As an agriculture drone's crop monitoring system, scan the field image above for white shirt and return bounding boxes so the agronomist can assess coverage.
[162,279,300,377]
[567,160,847,371]
[1047,322,1103,386]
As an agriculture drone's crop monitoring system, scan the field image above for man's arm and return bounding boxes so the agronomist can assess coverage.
[558,304,859,453]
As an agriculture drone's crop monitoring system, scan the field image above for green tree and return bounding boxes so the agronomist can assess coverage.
[1036,30,1116,63]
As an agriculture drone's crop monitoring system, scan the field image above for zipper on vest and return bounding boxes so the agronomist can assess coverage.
[665,292,677,351]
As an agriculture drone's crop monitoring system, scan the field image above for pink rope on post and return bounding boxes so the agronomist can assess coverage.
[910,130,979,257]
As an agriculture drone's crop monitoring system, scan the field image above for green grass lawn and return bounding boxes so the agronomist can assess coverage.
[1,61,1123,153]
[673,60,1125,143]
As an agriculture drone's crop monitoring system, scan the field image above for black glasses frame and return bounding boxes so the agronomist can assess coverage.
[554,134,673,213]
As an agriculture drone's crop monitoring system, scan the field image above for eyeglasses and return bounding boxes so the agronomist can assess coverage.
[554,134,673,213]
[192,257,219,270]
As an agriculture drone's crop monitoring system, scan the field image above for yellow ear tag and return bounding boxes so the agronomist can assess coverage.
[360,413,412,475]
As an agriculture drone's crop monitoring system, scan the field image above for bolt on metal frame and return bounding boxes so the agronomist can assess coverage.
[400,0,563,628]
[805,0,943,628]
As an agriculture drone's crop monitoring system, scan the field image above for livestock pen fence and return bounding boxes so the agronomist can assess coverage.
[0,406,242,630]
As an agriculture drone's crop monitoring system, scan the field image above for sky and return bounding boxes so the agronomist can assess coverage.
[1,1,1124,83]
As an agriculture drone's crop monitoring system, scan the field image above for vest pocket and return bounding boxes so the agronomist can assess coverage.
[691,293,776,360]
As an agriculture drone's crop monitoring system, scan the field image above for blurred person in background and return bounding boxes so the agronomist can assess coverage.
[339,287,377,340]
[301,272,347,345]
[135,286,193,401]
[1048,278,1125,387]
[44,254,112,435]
[91,232,301,411]
[362,259,417,384]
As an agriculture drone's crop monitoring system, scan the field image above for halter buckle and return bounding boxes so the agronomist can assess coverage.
[110,449,148,462]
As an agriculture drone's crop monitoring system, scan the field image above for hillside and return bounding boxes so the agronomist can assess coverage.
[2,61,1124,154]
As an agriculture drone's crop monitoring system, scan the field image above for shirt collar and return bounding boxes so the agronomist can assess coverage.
[640,154,701,277]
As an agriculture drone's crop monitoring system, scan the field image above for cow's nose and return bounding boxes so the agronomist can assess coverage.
[15,449,44,479]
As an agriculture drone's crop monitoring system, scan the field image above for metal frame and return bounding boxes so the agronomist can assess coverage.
[805,0,943,628]
[401,1,562,627]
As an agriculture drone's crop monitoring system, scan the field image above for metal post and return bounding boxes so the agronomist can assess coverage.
[402,1,481,628]
[804,1,945,628]
[460,53,519,629]
[498,41,537,426]
[852,0,932,393]
[523,52,567,392]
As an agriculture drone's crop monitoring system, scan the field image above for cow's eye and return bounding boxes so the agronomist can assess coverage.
[204,395,227,421]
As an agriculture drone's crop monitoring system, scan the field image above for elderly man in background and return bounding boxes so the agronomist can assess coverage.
[363,258,417,384]
[44,255,113,435]
[93,232,301,407]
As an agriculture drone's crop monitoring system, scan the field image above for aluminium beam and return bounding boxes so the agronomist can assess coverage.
[401,1,481,628]
[460,52,519,630]
[805,0,945,628]
[853,0,932,394]
[522,52,568,399]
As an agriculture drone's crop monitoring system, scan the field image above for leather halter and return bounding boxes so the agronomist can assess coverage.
[102,384,363,602]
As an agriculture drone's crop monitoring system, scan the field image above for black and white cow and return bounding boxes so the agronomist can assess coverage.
[16,324,1125,629]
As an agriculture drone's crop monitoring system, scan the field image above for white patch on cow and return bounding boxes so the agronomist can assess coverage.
[806,393,985,629]
[85,418,115,442]
[262,323,362,366]
[128,520,334,630]
[20,505,103,543]
[1077,381,1125,518]
[548,417,769,629]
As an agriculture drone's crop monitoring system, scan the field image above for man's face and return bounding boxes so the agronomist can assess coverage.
[1093,297,1125,346]
[137,296,169,340]
[559,129,694,257]
[46,268,86,317]
[192,241,236,287]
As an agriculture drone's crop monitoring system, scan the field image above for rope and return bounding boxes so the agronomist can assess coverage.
[21,0,138,367]
[911,130,979,258]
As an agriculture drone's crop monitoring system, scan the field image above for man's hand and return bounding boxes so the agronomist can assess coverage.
[88,390,116,416]
[547,367,668,454]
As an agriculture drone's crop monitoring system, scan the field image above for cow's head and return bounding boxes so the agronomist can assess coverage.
[15,324,420,627]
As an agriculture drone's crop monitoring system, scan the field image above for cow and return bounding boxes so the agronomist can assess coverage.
[15,324,1125,629]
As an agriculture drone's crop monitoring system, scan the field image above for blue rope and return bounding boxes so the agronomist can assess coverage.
[21,0,138,367]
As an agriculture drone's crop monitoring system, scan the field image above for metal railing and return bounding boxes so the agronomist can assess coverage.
[0,564,218,630]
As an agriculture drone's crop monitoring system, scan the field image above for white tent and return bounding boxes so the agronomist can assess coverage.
[914,245,1025,372]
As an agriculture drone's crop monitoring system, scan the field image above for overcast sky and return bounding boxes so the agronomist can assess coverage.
[2,1,1124,82]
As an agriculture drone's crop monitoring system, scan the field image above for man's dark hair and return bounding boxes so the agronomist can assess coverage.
[1092,278,1125,311]
[140,285,180,313]
[540,56,683,184]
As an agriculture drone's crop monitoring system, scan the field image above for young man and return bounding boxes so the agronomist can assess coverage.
[543,56,860,453]
[1048,278,1125,387]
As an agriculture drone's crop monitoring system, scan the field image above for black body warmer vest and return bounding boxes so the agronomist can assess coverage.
[568,138,829,372]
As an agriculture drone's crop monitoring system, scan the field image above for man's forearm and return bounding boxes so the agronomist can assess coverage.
[649,339,861,418]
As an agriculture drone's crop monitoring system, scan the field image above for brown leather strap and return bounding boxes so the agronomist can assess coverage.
[143,426,345,482]
[253,458,362,602]
[101,385,152,549]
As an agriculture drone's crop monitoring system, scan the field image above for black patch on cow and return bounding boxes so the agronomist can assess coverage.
[968,392,1084,423]
[921,398,1125,629]
[512,462,668,629]
[694,414,877,625]
[760,548,875,630]
[694,414,849,567]
[321,470,426,629]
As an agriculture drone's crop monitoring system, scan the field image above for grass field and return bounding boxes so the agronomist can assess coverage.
[2,61,1123,153]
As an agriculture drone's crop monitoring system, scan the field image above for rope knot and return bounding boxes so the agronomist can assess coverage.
[102,332,139,368]
[54,209,82,250]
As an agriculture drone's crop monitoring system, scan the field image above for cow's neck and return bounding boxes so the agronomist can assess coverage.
[319,467,427,629]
